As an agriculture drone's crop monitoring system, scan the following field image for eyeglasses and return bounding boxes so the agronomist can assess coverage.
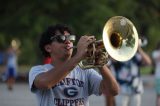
[50,35,76,43]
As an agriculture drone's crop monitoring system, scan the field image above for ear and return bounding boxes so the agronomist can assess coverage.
[44,45,51,53]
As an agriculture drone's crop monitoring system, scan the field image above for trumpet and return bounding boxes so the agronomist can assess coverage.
[78,16,139,69]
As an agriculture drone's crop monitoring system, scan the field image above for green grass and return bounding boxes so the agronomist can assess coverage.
[140,66,153,75]
[18,65,32,73]
[17,65,154,75]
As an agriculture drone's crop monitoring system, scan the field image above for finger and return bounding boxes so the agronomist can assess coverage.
[81,35,90,41]
[87,37,96,44]
[87,36,96,40]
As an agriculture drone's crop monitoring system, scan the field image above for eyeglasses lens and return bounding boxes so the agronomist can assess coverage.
[51,35,76,43]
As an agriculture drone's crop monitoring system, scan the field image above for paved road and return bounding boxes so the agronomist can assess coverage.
[0,75,156,106]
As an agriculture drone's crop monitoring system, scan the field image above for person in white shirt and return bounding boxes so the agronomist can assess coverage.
[109,40,152,106]
[29,24,119,106]
[4,46,18,90]
[152,41,160,106]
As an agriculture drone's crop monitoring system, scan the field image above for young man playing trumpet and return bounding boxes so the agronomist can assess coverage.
[29,24,119,106]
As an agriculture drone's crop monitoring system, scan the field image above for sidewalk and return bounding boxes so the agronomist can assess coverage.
[142,75,155,88]
[141,75,156,106]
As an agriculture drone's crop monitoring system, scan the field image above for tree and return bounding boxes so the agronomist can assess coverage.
[0,0,159,65]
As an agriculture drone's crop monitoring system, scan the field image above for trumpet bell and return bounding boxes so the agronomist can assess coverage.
[103,16,139,61]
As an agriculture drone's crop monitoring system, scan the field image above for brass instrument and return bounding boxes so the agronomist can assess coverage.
[79,16,139,69]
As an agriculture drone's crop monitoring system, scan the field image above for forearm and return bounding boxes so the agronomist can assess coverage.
[34,55,81,89]
[99,65,119,96]
[105,95,116,106]
[138,47,152,65]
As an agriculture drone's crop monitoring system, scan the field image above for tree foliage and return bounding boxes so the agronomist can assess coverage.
[0,0,159,65]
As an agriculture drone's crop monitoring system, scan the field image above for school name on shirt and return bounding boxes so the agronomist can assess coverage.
[54,98,84,106]
[53,78,85,105]
[53,78,84,88]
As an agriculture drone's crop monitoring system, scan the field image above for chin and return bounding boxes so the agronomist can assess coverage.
[67,50,73,55]
[64,49,72,57]
[66,53,72,57]
[64,50,71,56]
[63,54,71,61]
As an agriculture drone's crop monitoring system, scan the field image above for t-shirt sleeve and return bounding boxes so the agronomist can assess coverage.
[28,65,47,92]
[87,69,102,96]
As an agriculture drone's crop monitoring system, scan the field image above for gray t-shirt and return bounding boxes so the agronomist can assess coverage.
[29,64,102,106]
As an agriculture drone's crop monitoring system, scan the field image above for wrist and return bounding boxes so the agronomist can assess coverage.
[98,65,107,72]
[73,53,83,64]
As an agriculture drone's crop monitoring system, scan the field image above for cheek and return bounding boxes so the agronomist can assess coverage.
[51,44,62,54]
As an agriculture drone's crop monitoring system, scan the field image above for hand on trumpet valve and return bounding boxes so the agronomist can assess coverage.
[76,35,96,59]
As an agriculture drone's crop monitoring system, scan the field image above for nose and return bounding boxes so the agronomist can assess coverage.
[64,39,71,44]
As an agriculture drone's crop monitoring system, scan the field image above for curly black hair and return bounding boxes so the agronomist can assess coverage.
[39,24,73,57]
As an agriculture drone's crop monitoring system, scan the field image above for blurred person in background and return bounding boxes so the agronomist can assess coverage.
[29,24,119,106]
[110,38,152,106]
[0,47,5,65]
[152,41,160,106]
[0,47,5,79]
[3,45,19,91]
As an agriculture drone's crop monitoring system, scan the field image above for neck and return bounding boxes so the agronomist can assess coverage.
[51,56,71,67]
